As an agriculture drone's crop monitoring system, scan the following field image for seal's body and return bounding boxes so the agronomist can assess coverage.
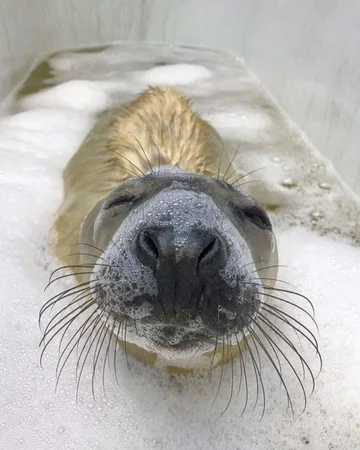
[52,87,278,371]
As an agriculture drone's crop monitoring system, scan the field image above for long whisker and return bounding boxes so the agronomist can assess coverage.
[247,319,295,417]
[67,251,105,261]
[128,132,153,174]
[236,335,249,415]
[40,281,92,320]
[55,306,101,388]
[75,304,108,401]
[230,166,268,187]
[216,146,225,180]
[113,321,122,387]
[92,312,112,400]
[73,242,105,254]
[222,145,240,182]
[40,298,97,368]
[221,338,234,416]
[42,286,101,338]
[112,148,146,177]
[48,263,113,285]
[249,330,267,420]
[213,334,226,405]
[102,319,117,396]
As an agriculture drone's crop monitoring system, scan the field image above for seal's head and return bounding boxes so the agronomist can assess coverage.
[80,166,278,364]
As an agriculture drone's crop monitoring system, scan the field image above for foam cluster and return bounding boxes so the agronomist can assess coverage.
[0,43,359,450]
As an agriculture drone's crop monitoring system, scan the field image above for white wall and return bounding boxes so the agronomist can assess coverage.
[1,0,360,193]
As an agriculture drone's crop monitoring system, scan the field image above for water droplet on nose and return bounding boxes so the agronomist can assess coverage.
[319,182,331,190]
[310,210,324,220]
[281,178,297,188]
[272,156,281,162]
[282,165,290,171]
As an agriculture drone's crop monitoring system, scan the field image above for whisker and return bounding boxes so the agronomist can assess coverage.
[123,319,133,375]
[48,263,113,285]
[241,329,262,414]
[216,146,225,180]
[39,282,97,327]
[113,321,122,387]
[233,179,264,189]
[43,286,101,338]
[221,338,234,416]
[128,132,153,174]
[251,264,289,273]
[260,299,320,352]
[73,242,105,255]
[261,286,316,318]
[67,252,105,261]
[252,317,309,416]
[236,335,249,415]
[113,148,146,177]
[55,307,101,388]
[246,328,267,420]
[247,319,295,417]
[102,319,117,396]
[40,281,92,319]
[40,299,97,368]
[230,166,268,187]
[46,271,95,289]
[222,145,240,182]
[75,305,108,401]
[92,312,112,400]
[205,316,220,380]
[259,306,322,380]
[213,334,226,405]
[243,281,317,328]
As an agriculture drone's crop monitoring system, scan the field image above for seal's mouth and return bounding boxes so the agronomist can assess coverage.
[150,326,212,350]
[109,310,217,352]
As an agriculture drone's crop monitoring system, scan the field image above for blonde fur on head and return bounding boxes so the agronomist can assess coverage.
[54,87,232,267]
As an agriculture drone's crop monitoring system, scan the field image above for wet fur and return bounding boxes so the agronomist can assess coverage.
[41,87,321,416]
[54,87,232,269]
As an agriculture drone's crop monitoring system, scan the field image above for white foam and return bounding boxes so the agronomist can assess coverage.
[19,80,109,113]
[138,64,212,85]
[0,43,359,450]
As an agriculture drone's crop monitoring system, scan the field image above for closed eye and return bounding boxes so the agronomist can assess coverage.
[243,206,272,230]
[105,195,136,209]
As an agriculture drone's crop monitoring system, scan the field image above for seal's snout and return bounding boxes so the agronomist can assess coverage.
[134,226,228,278]
[132,225,228,320]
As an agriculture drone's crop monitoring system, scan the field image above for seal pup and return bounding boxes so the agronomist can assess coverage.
[40,87,320,412]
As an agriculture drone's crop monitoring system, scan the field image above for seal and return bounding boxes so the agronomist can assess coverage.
[40,86,322,416]
[44,87,278,374]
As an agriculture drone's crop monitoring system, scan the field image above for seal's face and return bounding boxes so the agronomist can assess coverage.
[81,167,278,360]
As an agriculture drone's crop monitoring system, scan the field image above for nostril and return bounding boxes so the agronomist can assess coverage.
[196,234,228,276]
[197,238,217,268]
[139,230,159,260]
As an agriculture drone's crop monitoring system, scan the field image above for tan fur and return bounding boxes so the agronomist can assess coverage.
[52,87,240,372]
[54,87,233,266]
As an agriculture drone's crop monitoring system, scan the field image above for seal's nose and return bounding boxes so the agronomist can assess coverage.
[134,226,228,278]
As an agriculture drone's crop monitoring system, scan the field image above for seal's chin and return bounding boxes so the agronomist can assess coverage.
[146,324,215,353]
[116,315,218,360]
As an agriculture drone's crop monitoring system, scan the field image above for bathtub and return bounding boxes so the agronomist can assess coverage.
[1,0,360,193]
[1,2,360,450]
